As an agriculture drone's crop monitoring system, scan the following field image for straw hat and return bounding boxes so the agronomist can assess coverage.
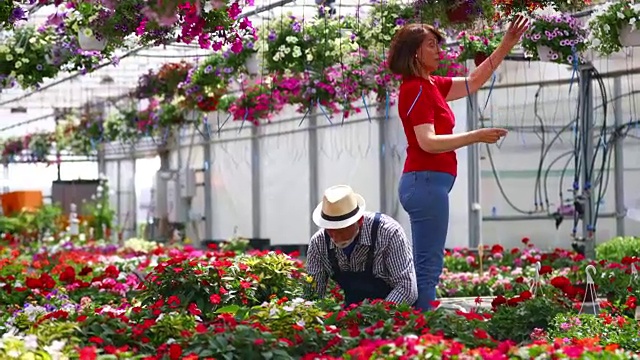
[312,185,366,229]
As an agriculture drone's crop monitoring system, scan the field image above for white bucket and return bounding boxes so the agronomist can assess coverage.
[245,52,260,75]
[619,24,640,47]
[77,28,107,51]
[537,45,554,62]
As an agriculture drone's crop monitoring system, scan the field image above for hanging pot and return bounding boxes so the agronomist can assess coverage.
[446,0,477,24]
[245,52,260,76]
[474,52,489,66]
[77,28,107,52]
[579,301,601,315]
[619,24,640,47]
[536,45,555,62]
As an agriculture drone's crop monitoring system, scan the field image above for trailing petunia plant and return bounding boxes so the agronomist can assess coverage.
[1,1,30,29]
[179,53,232,112]
[413,0,495,29]
[586,0,640,57]
[457,26,503,66]
[259,14,344,74]
[276,71,339,116]
[492,0,553,20]
[229,79,286,125]
[0,26,61,89]
[134,61,192,100]
[493,0,589,21]
[521,12,587,65]
[433,47,467,77]
[359,0,416,53]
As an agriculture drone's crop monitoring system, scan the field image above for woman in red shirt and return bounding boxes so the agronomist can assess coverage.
[387,17,528,311]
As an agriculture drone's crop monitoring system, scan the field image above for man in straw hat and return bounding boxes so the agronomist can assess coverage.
[306,185,418,306]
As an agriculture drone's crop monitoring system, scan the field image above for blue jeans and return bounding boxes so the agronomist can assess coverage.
[398,171,455,311]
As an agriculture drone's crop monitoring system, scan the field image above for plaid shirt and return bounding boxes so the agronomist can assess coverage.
[306,212,418,305]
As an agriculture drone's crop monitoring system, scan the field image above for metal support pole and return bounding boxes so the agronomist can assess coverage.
[156,147,171,241]
[202,127,213,241]
[467,92,482,248]
[95,103,107,176]
[130,143,138,238]
[175,128,183,225]
[54,117,61,181]
[116,160,122,236]
[308,108,319,237]
[378,104,389,214]
[579,64,596,259]
[251,126,261,238]
[612,76,626,236]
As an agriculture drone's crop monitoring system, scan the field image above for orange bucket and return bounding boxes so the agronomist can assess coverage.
[0,191,43,216]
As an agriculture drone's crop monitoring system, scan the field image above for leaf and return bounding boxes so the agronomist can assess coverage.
[216,305,241,314]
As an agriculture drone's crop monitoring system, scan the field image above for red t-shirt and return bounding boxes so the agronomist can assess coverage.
[397,75,457,176]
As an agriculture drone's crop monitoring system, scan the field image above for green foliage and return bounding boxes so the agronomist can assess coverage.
[488,293,573,343]
[596,236,640,262]
[548,313,640,352]
[586,0,640,56]
[0,204,62,239]
[0,26,61,89]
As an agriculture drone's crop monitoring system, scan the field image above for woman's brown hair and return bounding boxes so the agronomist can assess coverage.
[387,23,443,77]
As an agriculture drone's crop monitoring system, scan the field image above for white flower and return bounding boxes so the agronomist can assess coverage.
[22,335,37,351]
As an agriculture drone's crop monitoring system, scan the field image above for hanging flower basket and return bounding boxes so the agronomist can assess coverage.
[473,52,489,66]
[77,28,107,52]
[619,24,640,47]
[245,52,260,76]
[522,13,587,66]
[446,0,477,24]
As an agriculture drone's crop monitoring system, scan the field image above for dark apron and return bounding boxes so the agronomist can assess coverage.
[325,212,392,306]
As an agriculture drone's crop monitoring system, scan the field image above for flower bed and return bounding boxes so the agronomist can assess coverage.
[1,235,640,359]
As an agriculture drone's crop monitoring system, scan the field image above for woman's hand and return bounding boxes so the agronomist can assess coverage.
[472,128,508,144]
[501,15,529,50]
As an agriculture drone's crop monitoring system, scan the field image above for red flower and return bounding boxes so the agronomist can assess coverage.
[209,294,221,304]
[539,265,553,275]
[473,328,490,339]
[490,244,503,254]
[491,295,507,308]
[78,347,97,360]
[168,344,182,360]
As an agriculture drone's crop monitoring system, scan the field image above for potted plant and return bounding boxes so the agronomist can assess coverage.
[444,0,494,24]
[179,53,231,112]
[258,14,343,74]
[0,26,61,89]
[433,47,468,77]
[457,27,503,66]
[521,12,587,65]
[412,0,494,28]
[275,69,346,117]
[224,34,261,76]
[494,0,554,19]
[586,0,640,57]
[361,0,417,51]
[66,0,146,52]
[1,1,26,29]
[228,80,286,124]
